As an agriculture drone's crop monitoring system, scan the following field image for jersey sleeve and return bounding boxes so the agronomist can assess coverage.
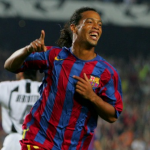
[15,46,54,73]
[98,69,123,118]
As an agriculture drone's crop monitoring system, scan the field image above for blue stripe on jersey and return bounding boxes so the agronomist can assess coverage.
[97,61,117,106]
[26,69,49,128]
[24,51,51,129]
[118,76,123,97]
[34,49,70,144]
[67,60,101,149]
[52,61,85,149]
[24,51,49,68]
[86,115,98,134]
[90,60,116,106]
[34,60,64,144]
[25,52,45,61]
[23,49,51,73]
[79,116,98,149]
[69,106,89,149]
[26,96,43,127]
[105,79,116,104]
[80,136,86,150]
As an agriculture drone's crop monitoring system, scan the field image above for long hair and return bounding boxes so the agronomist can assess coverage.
[56,7,97,48]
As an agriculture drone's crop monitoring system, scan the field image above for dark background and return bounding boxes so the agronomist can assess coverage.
[0,18,150,59]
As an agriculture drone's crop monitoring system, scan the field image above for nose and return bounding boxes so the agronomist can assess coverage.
[92,23,99,30]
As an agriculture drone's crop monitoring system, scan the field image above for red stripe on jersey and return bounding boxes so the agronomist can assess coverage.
[43,56,76,148]
[20,139,46,150]
[24,48,61,140]
[25,60,48,70]
[76,112,92,150]
[100,87,107,100]
[15,60,47,73]
[61,97,82,150]
[103,61,123,112]
[81,133,93,150]
[100,68,111,87]
[61,61,97,149]
[22,59,48,129]
[46,46,53,50]
[99,68,111,99]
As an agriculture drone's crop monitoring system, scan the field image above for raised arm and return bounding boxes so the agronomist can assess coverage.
[4,30,47,72]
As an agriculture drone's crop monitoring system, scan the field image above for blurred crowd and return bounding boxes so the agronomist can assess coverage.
[59,0,150,5]
[93,54,150,150]
[0,49,150,150]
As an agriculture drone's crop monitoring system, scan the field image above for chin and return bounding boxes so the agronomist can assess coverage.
[88,39,98,46]
[85,40,98,48]
[89,42,97,47]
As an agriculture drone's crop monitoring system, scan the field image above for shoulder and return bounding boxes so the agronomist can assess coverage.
[0,80,20,87]
[31,81,41,86]
[46,46,62,53]
[0,80,21,95]
[46,46,70,60]
[96,55,119,77]
[46,46,69,53]
[45,46,64,58]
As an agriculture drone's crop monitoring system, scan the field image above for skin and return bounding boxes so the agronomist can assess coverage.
[4,30,46,72]
[16,72,24,80]
[70,11,102,61]
[4,10,117,123]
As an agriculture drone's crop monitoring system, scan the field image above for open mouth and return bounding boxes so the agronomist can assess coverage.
[89,32,99,41]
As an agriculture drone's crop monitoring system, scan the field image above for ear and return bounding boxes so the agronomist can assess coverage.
[70,24,77,33]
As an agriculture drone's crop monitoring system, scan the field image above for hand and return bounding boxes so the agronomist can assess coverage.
[26,30,47,53]
[73,73,95,101]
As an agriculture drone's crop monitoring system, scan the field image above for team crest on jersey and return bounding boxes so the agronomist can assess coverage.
[89,75,100,88]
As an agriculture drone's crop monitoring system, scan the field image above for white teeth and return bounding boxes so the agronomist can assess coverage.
[90,32,99,40]
[92,36,96,40]
[90,32,98,36]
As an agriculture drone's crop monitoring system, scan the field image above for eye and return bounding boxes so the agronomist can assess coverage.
[86,19,93,24]
[87,21,92,24]
[98,23,102,27]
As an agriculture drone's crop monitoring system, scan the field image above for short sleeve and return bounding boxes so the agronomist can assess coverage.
[99,70,123,118]
[15,47,54,73]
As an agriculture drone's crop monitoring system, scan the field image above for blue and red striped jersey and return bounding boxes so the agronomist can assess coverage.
[18,46,123,150]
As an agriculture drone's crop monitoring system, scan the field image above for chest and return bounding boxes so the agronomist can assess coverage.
[51,58,109,92]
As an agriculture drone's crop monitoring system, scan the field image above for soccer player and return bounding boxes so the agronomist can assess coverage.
[0,70,41,150]
[4,7,123,150]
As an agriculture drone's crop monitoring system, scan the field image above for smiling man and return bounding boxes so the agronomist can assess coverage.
[4,7,123,150]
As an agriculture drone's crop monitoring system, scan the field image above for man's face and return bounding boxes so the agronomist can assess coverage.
[74,11,102,47]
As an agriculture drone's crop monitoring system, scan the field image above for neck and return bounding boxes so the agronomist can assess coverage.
[71,44,96,61]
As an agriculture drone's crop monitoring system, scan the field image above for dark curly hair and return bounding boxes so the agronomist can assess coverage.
[56,7,97,48]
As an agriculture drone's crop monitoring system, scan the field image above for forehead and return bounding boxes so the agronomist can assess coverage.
[81,11,101,21]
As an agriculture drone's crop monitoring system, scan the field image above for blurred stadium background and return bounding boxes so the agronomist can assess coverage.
[0,0,150,149]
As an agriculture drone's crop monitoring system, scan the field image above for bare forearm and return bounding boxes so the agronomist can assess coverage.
[4,30,47,72]
[90,92,117,123]
[4,46,30,72]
